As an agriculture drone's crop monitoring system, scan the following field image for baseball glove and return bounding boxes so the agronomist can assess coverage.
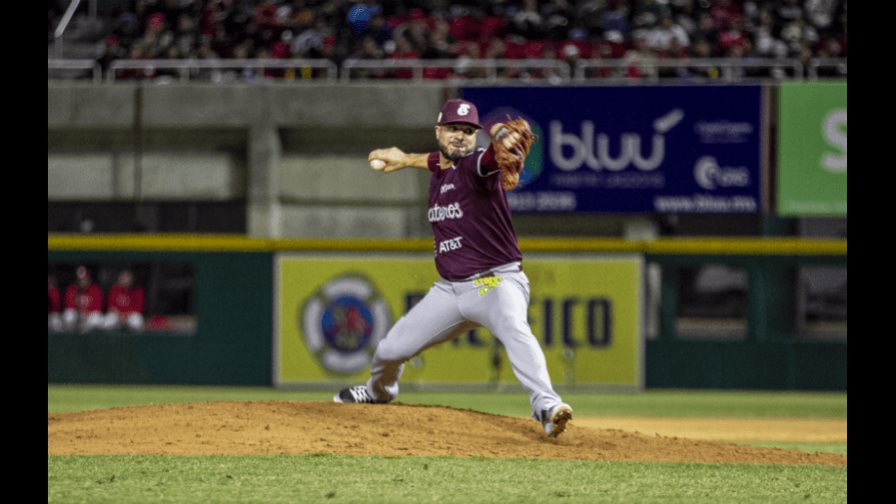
[490,118,535,190]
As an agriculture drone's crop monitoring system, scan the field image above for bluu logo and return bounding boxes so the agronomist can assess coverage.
[549,109,684,172]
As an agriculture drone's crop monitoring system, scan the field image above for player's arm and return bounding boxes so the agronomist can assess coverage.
[475,145,500,178]
[368,147,430,173]
[64,286,76,309]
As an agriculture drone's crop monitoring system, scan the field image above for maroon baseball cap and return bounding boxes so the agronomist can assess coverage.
[437,99,482,129]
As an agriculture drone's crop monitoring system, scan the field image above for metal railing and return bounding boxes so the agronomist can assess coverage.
[341,58,571,82]
[52,0,82,60]
[575,58,806,82]
[807,58,848,79]
[105,58,338,82]
[48,57,846,84]
[48,58,101,82]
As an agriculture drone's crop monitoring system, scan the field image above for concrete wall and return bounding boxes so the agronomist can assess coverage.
[48,83,449,237]
[47,152,244,200]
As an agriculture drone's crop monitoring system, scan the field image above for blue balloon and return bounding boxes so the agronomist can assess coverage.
[347,4,371,32]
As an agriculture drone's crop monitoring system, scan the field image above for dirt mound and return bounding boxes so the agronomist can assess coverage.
[47,401,845,466]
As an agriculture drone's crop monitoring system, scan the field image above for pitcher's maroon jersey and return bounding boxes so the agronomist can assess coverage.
[426,147,522,281]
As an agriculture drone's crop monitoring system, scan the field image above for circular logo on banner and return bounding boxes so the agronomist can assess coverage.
[300,274,391,375]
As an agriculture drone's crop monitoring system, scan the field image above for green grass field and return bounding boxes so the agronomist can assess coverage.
[48,386,847,503]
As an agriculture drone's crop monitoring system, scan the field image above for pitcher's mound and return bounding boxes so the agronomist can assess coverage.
[47,401,844,466]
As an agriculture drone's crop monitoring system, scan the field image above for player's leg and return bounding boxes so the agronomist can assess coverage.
[126,312,145,331]
[48,312,63,332]
[335,280,472,403]
[102,311,121,330]
[62,308,78,331]
[459,271,571,434]
[84,311,105,332]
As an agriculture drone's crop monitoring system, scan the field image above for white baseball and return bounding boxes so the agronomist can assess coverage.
[370,159,386,171]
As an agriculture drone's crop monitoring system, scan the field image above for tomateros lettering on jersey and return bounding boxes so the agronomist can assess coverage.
[301,274,392,375]
[427,202,464,223]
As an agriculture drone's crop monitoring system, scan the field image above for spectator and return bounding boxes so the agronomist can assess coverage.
[63,266,104,333]
[344,35,386,79]
[174,12,200,57]
[48,274,63,332]
[600,0,631,37]
[718,17,749,55]
[389,34,420,79]
[557,43,580,80]
[508,0,544,40]
[104,270,146,331]
[542,0,575,40]
[140,12,175,58]
[688,37,721,79]
[709,0,743,29]
[693,10,720,50]
[775,0,803,24]
[669,0,699,38]
[624,29,658,79]
[96,34,126,75]
[751,8,786,58]
[648,14,690,56]
[292,17,330,58]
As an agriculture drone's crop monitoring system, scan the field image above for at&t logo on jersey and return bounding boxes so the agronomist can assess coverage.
[437,236,463,254]
[301,274,391,374]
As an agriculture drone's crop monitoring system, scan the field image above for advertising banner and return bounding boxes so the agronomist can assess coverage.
[462,86,763,213]
[778,82,847,216]
[276,254,642,388]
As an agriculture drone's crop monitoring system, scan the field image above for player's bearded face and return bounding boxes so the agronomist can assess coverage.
[436,124,478,161]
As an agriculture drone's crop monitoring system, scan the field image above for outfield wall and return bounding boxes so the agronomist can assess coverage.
[47,235,846,390]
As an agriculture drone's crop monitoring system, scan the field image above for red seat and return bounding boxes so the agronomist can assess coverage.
[480,16,506,38]
[450,16,482,41]
[522,40,546,58]
[504,40,526,59]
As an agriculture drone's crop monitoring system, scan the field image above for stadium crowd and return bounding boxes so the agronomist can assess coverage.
[50,0,846,79]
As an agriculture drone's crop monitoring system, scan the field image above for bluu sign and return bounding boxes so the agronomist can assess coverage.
[464,86,763,213]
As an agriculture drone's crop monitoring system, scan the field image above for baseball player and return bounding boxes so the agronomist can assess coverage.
[103,269,146,331]
[62,265,105,333]
[334,99,573,437]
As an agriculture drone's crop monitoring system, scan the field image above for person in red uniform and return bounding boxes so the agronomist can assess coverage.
[63,266,105,332]
[104,269,146,331]
[48,273,63,332]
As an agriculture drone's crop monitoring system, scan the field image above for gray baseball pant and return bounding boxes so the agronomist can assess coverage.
[366,265,564,419]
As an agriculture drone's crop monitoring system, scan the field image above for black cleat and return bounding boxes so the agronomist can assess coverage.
[333,385,387,404]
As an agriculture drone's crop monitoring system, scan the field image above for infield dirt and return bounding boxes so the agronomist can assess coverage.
[47,401,845,466]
